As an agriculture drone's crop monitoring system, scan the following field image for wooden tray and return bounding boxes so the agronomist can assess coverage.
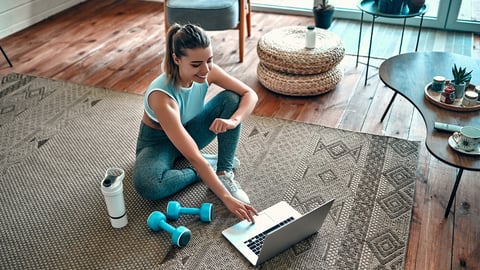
[424,82,480,112]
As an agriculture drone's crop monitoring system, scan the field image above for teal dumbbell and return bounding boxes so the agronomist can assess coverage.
[166,201,214,223]
[147,211,191,247]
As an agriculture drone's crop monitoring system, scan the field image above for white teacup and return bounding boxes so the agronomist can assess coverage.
[452,126,480,152]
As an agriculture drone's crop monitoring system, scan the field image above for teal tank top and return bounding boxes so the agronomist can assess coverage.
[144,74,208,125]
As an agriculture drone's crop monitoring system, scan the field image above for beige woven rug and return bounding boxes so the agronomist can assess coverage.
[0,73,420,270]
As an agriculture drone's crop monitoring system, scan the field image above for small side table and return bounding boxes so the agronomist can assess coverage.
[356,0,428,85]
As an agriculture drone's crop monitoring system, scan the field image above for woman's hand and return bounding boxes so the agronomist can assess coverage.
[209,118,239,134]
[223,196,258,223]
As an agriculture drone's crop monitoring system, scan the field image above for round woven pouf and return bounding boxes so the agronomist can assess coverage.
[257,26,345,75]
[257,62,344,96]
[257,26,345,96]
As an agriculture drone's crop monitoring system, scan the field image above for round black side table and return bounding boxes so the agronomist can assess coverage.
[356,0,428,85]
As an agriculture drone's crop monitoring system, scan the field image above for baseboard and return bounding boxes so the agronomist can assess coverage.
[0,0,85,39]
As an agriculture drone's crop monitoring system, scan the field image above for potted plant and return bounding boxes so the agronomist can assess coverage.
[313,0,335,29]
[451,64,473,99]
[406,0,425,13]
[378,0,404,14]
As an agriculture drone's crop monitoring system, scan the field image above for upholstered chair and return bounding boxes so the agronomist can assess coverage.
[163,0,251,62]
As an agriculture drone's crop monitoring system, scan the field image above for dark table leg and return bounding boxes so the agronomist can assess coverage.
[0,46,13,67]
[399,17,407,54]
[356,11,364,68]
[381,92,397,122]
[444,168,464,218]
[364,15,377,86]
[415,14,425,52]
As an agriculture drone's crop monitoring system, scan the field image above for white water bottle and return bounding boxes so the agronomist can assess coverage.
[101,167,128,228]
[305,25,316,49]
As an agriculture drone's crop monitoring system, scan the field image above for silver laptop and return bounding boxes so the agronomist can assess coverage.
[222,199,334,266]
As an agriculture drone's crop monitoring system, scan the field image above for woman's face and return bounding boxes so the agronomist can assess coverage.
[174,46,213,88]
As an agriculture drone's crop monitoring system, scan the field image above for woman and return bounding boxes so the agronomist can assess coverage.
[133,24,258,222]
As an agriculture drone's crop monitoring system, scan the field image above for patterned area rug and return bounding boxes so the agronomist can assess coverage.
[0,73,420,269]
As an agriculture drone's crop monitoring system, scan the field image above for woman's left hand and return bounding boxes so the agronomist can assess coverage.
[209,118,239,134]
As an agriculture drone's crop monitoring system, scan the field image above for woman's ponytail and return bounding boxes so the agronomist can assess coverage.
[163,24,182,86]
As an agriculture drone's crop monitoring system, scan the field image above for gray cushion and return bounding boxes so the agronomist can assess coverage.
[166,0,240,30]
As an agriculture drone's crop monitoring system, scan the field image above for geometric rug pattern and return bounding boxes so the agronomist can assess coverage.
[0,73,420,269]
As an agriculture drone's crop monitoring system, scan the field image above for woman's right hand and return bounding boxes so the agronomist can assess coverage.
[223,196,258,223]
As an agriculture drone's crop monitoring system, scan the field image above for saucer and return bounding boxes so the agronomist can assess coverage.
[448,136,480,156]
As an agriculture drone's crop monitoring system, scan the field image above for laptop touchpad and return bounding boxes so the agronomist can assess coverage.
[228,213,275,237]
[254,213,275,225]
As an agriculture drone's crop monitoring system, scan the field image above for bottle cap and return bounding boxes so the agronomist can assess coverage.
[465,90,478,99]
[101,168,125,195]
[444,85,454,92]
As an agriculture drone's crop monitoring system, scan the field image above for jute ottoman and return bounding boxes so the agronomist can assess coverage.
[257,26,345,96]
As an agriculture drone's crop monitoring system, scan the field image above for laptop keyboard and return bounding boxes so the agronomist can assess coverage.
[244,217,295,255]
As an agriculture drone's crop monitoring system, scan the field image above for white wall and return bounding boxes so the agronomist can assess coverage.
[0,0,85,39]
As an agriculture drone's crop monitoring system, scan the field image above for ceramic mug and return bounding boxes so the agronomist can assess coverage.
[452,126,480,152]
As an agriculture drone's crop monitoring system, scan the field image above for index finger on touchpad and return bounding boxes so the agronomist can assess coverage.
[253,213,274,225]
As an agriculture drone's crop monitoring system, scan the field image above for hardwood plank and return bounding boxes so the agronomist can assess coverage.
[313,56,361,127]
[413,157,455,270]
[404,109,429,270]
[360,82,393,136]
[452,171,480,270]
[338,61,380,131]
[383,95,415,139]
[51,3,165,88]
[112,55,163,93]
[404,151,431,270]
[0,1,479,269]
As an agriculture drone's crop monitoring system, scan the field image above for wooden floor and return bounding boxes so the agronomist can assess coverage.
[0,1,479,269]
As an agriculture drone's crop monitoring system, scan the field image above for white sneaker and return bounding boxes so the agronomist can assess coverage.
[217,171,250,204]
[202,153,240,171]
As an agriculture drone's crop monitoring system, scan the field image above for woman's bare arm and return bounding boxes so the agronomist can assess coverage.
[207,63,258,130]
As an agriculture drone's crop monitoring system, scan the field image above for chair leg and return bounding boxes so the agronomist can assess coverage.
[163,0,169,37]
[238,0,246,62]
[246,1,251,37]
[239,29,245,63]
[0,46,13,67]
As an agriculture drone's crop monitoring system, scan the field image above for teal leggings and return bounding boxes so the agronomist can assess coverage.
[132,90,241,200]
